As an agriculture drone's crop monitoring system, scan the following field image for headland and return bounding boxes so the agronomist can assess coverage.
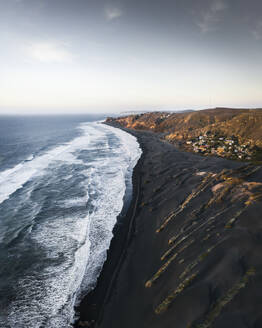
[76,108,262,328]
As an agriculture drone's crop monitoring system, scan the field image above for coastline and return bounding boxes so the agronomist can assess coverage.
[74,124,145,327]
[75,123,262,328]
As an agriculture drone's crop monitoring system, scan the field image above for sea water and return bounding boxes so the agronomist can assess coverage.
[0,115,141,328]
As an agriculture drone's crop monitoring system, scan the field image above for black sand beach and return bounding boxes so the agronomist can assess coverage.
[75,124,262,328]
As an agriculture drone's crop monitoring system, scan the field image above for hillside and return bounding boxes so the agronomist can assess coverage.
[79,126,262,328]
[106,108,262,161]
[77,110,262,328]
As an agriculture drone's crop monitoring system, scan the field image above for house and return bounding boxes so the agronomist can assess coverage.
[225,140,234,145]
[217,147,225,154]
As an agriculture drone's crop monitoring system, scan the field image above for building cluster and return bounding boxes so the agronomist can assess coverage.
[186,132,253,160]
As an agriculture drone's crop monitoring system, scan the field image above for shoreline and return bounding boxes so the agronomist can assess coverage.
[74,124,145,327]
[75,123,262,328]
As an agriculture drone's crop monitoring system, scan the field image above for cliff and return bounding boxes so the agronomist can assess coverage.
[76,113,262,328]
[106,108,262,162]
[93,127,262,328]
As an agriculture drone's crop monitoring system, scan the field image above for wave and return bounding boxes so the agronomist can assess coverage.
[1,122,141,328]
[0,124,89,205]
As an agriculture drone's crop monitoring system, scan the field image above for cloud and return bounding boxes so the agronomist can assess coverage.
[252,21,262,40]
[24,41,73,63]
[196,0,228,33]
[105,6,123,21]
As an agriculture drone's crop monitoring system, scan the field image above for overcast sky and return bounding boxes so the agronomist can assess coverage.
[0,0,262,114]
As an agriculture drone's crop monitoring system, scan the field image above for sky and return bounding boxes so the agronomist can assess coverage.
[0,0,262,114]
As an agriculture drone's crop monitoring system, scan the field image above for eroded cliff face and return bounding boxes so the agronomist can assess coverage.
[107,108,262,147]
[106,108,262,162]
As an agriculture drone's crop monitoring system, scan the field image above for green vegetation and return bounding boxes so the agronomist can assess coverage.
[156,173,214,233]
[179,246,216,280]
[225,208,246,229]
[245,192,262,206]
[145,252,178,288]
[155,272,198,315]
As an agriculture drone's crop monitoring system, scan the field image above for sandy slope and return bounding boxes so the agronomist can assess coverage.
[76,125,262,328]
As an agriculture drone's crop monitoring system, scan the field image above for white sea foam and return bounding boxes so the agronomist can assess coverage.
[4,122,141,328]
[0,126,89,205]
[57,196,89,208]
[26,154,34,161]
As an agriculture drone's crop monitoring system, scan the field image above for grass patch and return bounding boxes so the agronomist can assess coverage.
[145,253,178,288]
[156,174,215,233]
[155,272,198,315]
[161,238,195,262]
[180,245,216,280]
[245,192,262,206]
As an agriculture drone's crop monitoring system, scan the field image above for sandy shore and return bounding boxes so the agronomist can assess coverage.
[75,124,262,328]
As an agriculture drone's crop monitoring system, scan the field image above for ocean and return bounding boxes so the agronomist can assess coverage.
[0,115,141,328]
